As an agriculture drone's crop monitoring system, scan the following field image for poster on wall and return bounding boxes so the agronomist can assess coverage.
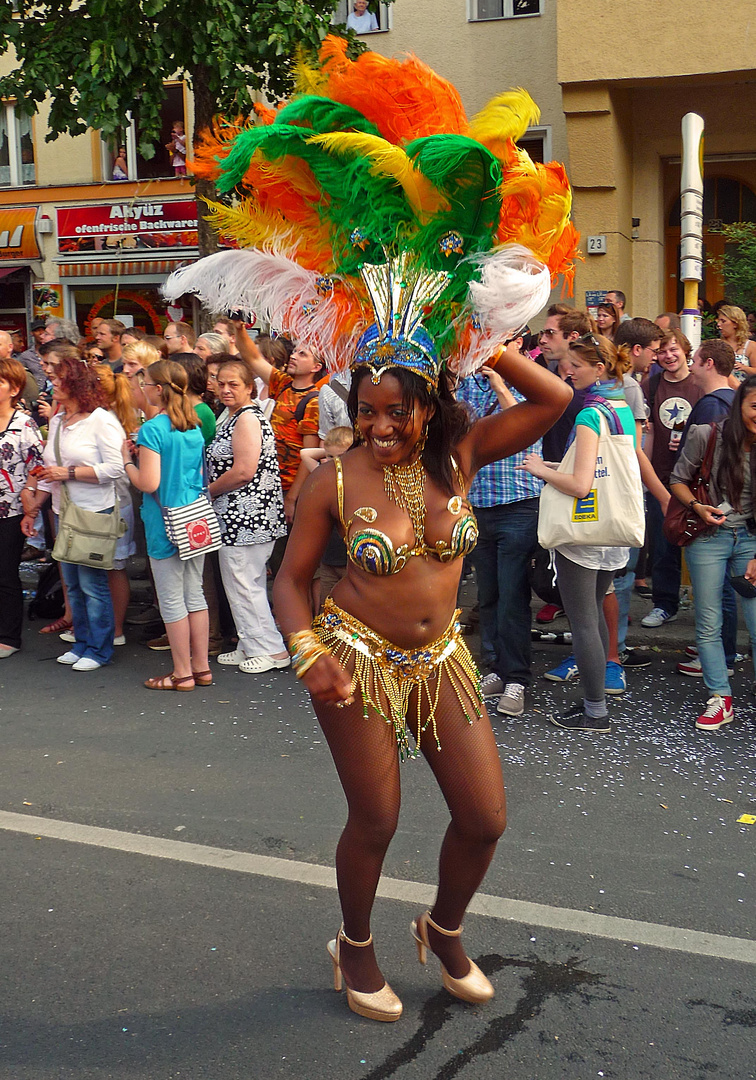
[56,199,198,254]
[33,284,65,320]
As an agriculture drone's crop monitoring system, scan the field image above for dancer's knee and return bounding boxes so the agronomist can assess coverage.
[453,802,507,846]
[345,808,399,852]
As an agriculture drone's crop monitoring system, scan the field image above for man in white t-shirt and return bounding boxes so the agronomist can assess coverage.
[347,0,379,32]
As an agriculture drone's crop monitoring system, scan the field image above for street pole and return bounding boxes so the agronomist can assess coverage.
[680,113,704,350]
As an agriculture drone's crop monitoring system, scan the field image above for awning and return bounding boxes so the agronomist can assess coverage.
[59,257,196,278]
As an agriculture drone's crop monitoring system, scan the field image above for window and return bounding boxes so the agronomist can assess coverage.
[0,103,36,187]
[331,0,390,33]
[518,127,552,164]
[100,83,186,182]
[469,0,540,21]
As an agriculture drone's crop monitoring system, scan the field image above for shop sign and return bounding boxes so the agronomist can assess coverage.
[0,207,41,261]
[585,289,609,316]
[57,199,198,254]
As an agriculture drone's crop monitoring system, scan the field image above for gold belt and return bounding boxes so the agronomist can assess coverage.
[313,597,482,758]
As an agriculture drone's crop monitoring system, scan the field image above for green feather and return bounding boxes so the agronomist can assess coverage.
[275,95,382,137]
[405,134,502,272]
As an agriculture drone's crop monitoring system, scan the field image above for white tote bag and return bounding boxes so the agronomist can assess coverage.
[537,405,645,550]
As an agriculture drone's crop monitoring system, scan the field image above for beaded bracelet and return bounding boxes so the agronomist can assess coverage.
[288,629,331,679]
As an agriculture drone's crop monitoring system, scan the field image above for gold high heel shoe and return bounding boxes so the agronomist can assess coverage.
[326,925,403,1022]
[411,910,494,1004]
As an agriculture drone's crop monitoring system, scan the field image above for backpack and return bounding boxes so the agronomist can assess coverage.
[27,562,65,621]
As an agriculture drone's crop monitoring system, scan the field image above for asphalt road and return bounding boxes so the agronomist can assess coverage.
[1,576,754,1080]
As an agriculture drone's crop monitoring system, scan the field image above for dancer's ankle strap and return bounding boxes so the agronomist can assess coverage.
[339,925,374,948]
[426,911,463,937]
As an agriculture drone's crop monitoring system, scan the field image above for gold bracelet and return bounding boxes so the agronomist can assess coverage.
[288,629,331,679]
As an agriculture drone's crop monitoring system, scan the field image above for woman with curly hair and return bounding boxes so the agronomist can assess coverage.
[27,349,125,670]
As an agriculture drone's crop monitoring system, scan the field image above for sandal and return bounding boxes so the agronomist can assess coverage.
[144,673,195,692]
[192,669,213,686]
[39,617,73,635]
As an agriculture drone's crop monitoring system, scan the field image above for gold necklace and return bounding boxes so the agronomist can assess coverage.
[383,456,426,550]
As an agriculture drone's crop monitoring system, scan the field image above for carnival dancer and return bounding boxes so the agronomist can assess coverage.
[163,36,579,1020]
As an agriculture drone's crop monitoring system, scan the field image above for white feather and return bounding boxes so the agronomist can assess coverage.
[162,249,362,371]
[466,244,552,335]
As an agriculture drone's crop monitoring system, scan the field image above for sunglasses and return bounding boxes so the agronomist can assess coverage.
[570,333,604,351]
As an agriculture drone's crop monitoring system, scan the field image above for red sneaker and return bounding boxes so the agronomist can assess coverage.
[536,603,565,624]
[695,695,734,731]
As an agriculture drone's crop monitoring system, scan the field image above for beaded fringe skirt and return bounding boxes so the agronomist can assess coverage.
[312,597,482,758]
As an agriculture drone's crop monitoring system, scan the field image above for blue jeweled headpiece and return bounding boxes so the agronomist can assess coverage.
[351,252,450,390]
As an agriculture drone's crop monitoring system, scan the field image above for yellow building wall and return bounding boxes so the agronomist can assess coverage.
[363,0,568,161]
[557,0,755,85]
[567,74,756,317]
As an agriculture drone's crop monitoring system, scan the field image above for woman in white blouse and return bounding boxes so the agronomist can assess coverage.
[26,348,125,671]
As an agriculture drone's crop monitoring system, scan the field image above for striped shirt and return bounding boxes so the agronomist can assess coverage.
[456,375,544,507]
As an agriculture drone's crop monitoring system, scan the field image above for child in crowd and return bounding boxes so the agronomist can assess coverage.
[299,426,353,611]
[166,120,186,177]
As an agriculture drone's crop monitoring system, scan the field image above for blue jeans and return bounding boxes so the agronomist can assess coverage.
[472,498,538,686]
[684,526,756,696]
[615,547,639,655]
[648,494,681,616]
[60,560,115,665]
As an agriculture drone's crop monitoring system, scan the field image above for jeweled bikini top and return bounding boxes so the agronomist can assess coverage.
[334,455,478,575]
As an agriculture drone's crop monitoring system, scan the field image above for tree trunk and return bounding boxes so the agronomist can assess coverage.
[192,62,219,331]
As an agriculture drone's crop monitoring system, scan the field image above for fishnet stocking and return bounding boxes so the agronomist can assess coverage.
[313,666,506,990]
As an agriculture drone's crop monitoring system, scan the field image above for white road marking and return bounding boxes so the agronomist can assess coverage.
[1,810,754,965]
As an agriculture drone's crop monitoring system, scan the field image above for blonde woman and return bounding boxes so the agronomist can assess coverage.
[92,364,140,644]
[717,305,756,378]
[121,341,161,420]
[121,361,210,690]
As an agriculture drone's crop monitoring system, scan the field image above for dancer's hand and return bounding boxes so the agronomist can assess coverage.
[302,654,355,707]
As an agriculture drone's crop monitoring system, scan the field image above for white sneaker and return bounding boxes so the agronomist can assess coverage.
[238,654,292,674]
[496,682,525,716]
[57,650,79,665]
[217,649,244,666]
[114,634,126,646]
[72,657,102,671]
[641,607,677,628]
[60,630,76,643]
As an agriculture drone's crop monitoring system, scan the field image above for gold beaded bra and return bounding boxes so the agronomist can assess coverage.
[334,455,478,575]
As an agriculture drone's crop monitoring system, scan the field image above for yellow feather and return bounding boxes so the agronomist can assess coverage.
[201,198,297,253]
[467,89,541,149]
[308,131,447,221]
[294,51,328,96]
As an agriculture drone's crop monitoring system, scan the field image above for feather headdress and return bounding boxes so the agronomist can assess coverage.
[165,36,579,381]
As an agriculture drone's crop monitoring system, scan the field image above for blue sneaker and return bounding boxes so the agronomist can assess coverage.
[605,660,626,695]
[544,655,579,682]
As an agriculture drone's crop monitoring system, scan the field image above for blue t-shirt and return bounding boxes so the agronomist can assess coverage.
[137,413,205,559]
[677,388,735,456]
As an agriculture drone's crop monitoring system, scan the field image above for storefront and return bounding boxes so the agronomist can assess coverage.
[55,197,199,334]
[0,206,42,347]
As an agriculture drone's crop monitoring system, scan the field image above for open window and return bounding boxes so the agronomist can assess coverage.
[99,83,186,182]
[0,103,36,187]
[331,0,390,33]
[469,0,540,21]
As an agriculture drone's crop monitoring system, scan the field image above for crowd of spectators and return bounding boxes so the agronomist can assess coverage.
[3,294,756,732]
